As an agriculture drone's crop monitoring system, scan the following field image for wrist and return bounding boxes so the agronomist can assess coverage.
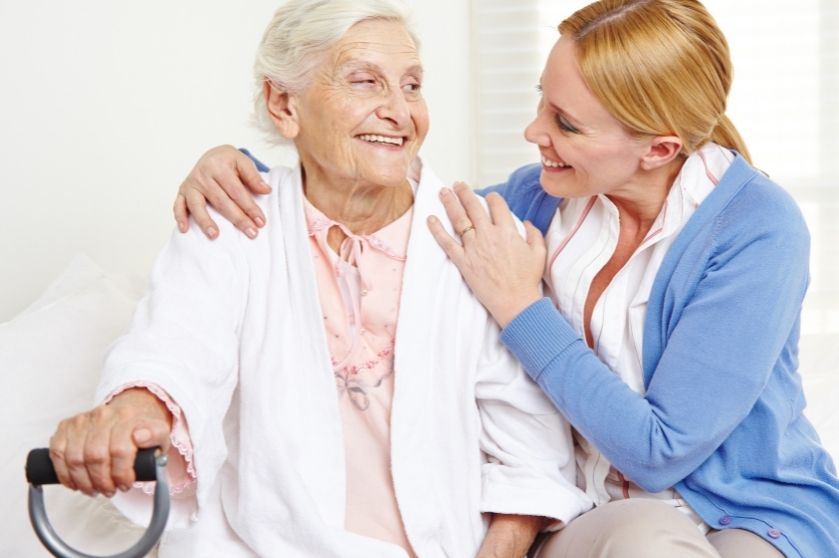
[477,513,548,558]
[109,388,174,429]
[491,292,542,329]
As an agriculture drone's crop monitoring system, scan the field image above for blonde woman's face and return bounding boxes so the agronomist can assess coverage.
[290,19,429,190]
[524,35,651,199]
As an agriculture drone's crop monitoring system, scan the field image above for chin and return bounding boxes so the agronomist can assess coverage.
[539,171,568,198]
[364,168,411,188]
[539,171,590,199]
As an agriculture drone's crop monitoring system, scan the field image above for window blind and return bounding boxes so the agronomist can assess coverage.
[470,0,587,187]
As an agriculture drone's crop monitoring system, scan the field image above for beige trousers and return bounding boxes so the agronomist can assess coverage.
[533,499,785,558]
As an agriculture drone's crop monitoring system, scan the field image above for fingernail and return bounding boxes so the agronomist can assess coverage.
[207,227,218,239]
[177,221,186,232]
[254,217,265,227]
[134,428,151,443]
[104,490,115,498]
[245,227,258,239]
[439,188,450,198]
[119,484,130,492]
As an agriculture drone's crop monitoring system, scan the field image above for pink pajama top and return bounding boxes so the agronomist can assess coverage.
[118,194,417,556]
[303,196,416,556]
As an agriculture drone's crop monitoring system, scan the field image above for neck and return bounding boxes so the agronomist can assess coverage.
[302,167,414,237]
[607,156,685,236]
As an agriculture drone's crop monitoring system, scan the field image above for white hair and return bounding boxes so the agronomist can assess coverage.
[252,0,419,143]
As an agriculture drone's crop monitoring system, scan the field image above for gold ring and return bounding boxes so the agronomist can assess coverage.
[459,224,476,237]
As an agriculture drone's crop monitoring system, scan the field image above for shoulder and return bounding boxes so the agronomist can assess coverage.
[716,158,809,243]
[673,157,812,283]
[656,156,810,299]
[263,164,296,191]
[248,165,298,213]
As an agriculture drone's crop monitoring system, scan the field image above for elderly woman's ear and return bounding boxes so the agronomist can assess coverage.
[264,81,300,140]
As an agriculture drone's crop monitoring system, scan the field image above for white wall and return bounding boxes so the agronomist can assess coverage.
[0,0,472,321]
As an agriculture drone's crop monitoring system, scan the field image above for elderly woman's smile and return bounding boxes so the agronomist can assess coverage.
[266,18,429,226]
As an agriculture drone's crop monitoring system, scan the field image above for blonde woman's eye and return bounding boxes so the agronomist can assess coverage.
[556,115,579,134]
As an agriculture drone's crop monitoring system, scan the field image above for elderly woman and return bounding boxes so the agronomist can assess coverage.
[46,1,593,556]
[175,1,839,557]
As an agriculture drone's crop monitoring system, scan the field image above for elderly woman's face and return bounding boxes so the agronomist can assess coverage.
[289,19,428,190]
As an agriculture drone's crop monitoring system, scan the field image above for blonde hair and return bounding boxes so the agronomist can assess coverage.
[559,0,751,162]
[252,0,419,142]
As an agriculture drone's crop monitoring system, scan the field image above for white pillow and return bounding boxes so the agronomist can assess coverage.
[18,253,145,316]
[0,254,155,557]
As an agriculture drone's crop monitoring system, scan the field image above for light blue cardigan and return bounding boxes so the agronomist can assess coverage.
[485,156,839,558]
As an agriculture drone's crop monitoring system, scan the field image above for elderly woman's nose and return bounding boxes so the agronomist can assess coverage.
[375,89,411,126]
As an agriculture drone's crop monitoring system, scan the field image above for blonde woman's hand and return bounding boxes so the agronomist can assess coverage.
[427,182,546,328]
[48,388,172,498]
[174,145,272,240]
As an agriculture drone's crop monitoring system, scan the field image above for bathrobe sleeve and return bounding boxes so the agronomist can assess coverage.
[475,317,592,525]
[95,214,248,526]
[468,206,592,524]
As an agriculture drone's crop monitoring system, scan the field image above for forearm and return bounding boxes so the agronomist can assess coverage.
[477,513,548,558]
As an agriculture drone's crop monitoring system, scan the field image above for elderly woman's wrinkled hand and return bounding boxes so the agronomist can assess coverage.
[427,182,546,328]
[48,388,172,498]
[174,145,272,240]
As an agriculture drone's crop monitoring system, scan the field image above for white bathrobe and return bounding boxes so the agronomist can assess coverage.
[97,161,591,557]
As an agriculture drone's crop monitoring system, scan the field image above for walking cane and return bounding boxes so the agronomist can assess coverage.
[25,447,170,558]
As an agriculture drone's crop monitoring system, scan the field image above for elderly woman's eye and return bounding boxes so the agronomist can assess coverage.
[349,74,377,87]
[403,82,421,93]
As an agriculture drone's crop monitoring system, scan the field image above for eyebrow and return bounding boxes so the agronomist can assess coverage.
[338,59,424,78]
[538,79,583,126]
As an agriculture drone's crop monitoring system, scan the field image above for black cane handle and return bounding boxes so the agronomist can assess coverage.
[26,447,159,486]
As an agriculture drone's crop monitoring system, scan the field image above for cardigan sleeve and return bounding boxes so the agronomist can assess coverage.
[239,148,270,172]
[96,215,247,526]
[500,182,811,492]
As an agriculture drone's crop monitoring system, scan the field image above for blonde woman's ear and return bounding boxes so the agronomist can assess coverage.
[640,135,683,171]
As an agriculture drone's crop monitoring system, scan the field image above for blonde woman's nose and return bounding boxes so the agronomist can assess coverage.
[524,114,551,147]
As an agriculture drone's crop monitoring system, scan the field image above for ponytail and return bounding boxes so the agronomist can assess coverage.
[709,114,751,163]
